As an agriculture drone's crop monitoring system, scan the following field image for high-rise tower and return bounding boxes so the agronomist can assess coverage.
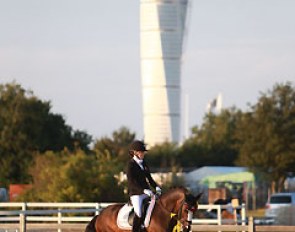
[140,0,188,146]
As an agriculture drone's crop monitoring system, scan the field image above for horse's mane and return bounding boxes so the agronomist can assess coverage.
[159,186,190,200]
[165,186,189,194]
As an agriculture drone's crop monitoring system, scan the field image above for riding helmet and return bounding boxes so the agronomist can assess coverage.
[129,140,148,152]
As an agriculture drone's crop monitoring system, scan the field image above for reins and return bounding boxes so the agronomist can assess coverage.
[176,200,185,221]
[176,200,196,232]
[157,194,196,232]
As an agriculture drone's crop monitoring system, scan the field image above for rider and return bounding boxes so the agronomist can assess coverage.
[126,140,161,232]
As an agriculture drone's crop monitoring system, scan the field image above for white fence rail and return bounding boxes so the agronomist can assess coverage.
[0,202,112,232]
[194,204,246,225]
[0,202,246,232]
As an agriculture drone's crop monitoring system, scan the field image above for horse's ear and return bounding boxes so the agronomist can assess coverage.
[195,192,203,201]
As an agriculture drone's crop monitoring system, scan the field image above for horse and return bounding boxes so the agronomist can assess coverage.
[85,187,202,232]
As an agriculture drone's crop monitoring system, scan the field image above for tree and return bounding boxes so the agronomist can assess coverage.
[20,126,139,202]
[180,108,240,167]
[93,127,135,163]
[0,82,92,186]
[178,137,207,167]
[94,149,126,202]
[72,130,93,153]
[235,82,295,193]
[146,142,179,168]
[0,82,42,184]
[21,149,126,202]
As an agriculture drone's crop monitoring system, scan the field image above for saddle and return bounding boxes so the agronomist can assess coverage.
[117,196,156,230]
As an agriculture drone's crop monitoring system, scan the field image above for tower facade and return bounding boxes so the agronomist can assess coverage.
[140,0,188,146]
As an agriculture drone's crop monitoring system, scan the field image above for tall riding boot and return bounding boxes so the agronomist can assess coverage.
[132,214,142,232]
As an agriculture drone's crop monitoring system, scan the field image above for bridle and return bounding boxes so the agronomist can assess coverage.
[177,199,197,231]
[158,194,197,232]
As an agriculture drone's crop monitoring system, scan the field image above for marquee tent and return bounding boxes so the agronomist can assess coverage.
[185,166,255,189]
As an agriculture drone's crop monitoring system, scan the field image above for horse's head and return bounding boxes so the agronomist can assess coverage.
[178,192,203,232]
[184,192,201,212]
[159,187,202,231]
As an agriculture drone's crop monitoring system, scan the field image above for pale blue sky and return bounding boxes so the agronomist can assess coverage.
[0,0,294,141]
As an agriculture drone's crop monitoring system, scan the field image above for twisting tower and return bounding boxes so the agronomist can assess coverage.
[140,0,188,146]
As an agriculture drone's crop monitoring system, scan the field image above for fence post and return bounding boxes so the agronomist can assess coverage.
[231,198,239,225]
[248,216,255,232]
[58,208,62,232]
[95,203,99,215]
[20,203,27,232]
[217,205,221,232]
[241,203,246,225]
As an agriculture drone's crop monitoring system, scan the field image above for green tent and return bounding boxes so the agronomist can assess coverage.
[201,171,255,188]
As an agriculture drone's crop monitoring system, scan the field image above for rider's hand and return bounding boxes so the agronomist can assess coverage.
[156,186,162,195]
[144,189,153,197]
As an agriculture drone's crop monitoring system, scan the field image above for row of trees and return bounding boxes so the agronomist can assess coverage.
[0,83,92,186]
[24,149,126,202]
[0,81,294,201]
[171,82,295,193]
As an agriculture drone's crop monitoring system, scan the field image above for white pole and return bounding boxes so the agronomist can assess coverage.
[216,93,223,113]
[184,93,189,140]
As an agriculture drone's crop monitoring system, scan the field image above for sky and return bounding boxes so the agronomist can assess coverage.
[0,0,294,141]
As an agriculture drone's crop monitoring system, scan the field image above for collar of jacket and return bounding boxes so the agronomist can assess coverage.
[133,156,144,169]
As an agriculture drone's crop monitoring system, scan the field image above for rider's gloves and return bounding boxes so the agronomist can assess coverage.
[144,189,153,197]
[156,186,162,195]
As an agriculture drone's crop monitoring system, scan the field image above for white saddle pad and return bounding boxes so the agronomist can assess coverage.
[117,204,133,230]
[117,196,156,230]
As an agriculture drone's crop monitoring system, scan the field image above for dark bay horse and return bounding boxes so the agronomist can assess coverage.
[85,187,202,232]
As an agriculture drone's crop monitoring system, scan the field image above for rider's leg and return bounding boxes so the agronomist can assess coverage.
[130,194,148,232]
[132,214,142,232]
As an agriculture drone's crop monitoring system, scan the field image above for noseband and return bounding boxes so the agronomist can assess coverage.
[170,196,197,232]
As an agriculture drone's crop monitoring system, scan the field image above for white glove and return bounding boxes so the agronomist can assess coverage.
[156,186,162,195]
[144,189,153,197]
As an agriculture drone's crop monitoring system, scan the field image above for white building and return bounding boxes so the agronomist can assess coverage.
[140,0,188,146]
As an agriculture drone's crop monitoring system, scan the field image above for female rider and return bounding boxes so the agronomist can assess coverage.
[126,140,161,232]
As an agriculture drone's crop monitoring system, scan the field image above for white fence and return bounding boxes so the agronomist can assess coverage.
[0,202,246,232]
[194,204,246,225]
[0,202,111,232]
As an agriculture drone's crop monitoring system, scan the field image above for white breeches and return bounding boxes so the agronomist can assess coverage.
[130,194,149,218]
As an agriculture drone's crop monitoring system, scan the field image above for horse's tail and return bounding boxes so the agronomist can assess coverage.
[85,215,98,232]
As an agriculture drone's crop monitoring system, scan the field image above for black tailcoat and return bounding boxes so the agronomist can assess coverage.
[127,159,158,196]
